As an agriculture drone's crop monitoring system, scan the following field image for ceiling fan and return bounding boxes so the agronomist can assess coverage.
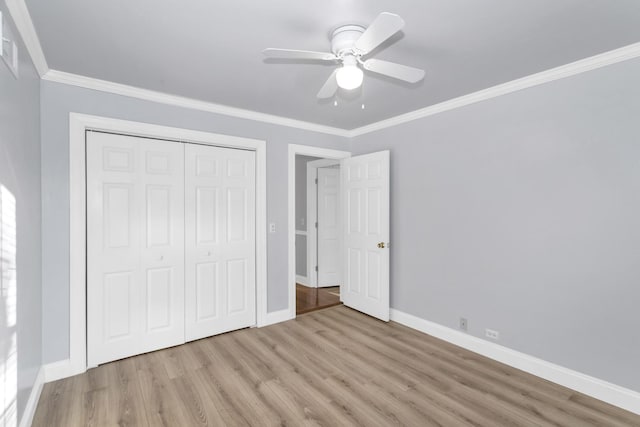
[263,12,425,99]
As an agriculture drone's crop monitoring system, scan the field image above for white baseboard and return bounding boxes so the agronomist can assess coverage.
[295,276,314,288]
[390,309,640,415]
[261,308,294,327]
[43,359,75,383]
[41,310,295,383]
[19,366,44,427]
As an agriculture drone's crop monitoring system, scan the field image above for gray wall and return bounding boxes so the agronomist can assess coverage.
[40,80,348,364]
[295,155,320,232]
[0,3,42,422]
[31,25,640,394]
[295,155,320,278]
[351,57,640,392]
[295,234,307,278]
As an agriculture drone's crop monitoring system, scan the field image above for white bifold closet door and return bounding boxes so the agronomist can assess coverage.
[87,131,186,366]
[87,132,256,366]
[184,143,256,342]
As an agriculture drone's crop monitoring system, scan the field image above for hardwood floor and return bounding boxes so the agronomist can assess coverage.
[33,306,639,426]
[296,283,341,315]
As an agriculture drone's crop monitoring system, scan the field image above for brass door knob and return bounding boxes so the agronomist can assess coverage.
[377,242,385,249]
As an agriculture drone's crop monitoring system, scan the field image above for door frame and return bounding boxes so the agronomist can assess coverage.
[288,144,350,319]
[306,159,341,288]
[67,113,267,378]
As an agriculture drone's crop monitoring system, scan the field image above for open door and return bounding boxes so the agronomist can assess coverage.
[341,151,390,321]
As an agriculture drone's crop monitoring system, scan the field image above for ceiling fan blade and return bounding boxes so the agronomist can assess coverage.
[354,12,405,55]
[263,48,337,61]
[363,58,425,83]
[317,70,339,99]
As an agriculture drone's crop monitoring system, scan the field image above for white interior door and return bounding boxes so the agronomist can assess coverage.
[341,151,390,321]
[87,131,185,366]
[185,144,256,342]
[317,167,341,287]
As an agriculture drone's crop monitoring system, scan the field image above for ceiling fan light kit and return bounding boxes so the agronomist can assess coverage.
[336,56,364,90]
[263,12,425,99]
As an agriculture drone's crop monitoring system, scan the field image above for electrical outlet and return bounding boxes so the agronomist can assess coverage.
[485,329,499,340]
[269,223,276,233]
[459,317,468,331]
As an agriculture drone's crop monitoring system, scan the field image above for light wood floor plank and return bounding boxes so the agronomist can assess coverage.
[227,329,353,426]
[318,309,577,426]
[199,337,287,426]
[331,307,635,427]
[277,317,440,425]
[33,306,640,426]
[135,350,190,426]
[252,326,413,426]
[302,312,530,426]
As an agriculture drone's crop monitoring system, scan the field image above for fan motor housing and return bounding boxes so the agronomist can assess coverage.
[331,25,365,56]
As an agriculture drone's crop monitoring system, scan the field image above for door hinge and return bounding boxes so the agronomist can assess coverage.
[315,266,318,272]
[315,178,318,184]
[315,222,318,228]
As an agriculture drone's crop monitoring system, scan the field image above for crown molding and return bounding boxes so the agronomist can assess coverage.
[8,0,640,139]
[348,41,640,137]
[42,70,352,137]
[5,0,48,76]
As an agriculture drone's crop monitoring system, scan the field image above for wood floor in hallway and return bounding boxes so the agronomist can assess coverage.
[33,305,640,426]
[296,283,341,315]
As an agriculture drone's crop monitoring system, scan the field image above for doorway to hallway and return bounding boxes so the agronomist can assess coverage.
[296,284,341,315]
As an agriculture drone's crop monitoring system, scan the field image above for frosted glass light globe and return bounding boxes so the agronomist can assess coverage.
[336,64,364,90]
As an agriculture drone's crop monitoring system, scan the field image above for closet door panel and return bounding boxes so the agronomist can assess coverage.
[185,144,256,341]
[88,132,257,363]
[87,132,185,366]
[195,261,220,321]
[139,138,185,347]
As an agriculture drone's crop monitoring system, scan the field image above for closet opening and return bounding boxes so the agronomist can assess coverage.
[86,130,258,366]
[63,113,267,379]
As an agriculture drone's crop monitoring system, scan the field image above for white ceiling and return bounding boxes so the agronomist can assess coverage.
[25,0,640,130]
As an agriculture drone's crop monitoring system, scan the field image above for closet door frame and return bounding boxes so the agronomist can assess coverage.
[64,113,267,378]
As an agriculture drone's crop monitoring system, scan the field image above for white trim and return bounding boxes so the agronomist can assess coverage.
[255,143,268,328]
[306,158,343,168]
[296,276,312,287]
[44,70,351,137]
[68,115,87,378]
[306,165,317,288]
[288,145,351,319]
[295,230,308,236]
[6,0,640,141]
[350,42,640,137]
[390,308,640,416]
[42,359,74,383]
[67,113,268,379]
[262,308,294,327]
[4,0,49,77]
[18,366,44,427]
[38,42,640,140]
